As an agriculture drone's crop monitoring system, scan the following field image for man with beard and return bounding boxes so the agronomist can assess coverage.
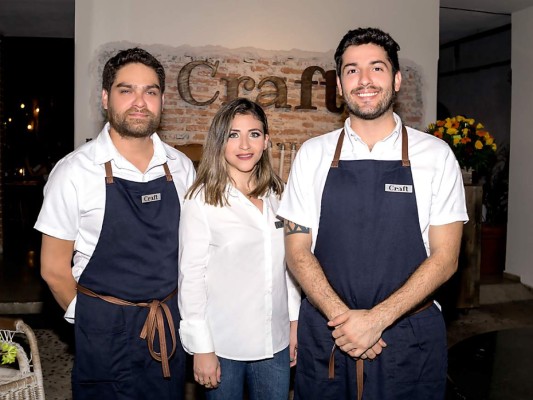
[278,28,468,399]
[35,48,195,400]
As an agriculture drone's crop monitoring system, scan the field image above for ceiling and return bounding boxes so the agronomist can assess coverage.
[1,0,533,44]
[439,0,533,44]
[0,0,74,39]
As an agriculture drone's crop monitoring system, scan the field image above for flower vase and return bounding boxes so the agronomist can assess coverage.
[461,168,473,185]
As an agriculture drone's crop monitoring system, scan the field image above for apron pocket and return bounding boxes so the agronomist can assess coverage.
[382,308,447,384]
[75,321,130,383]
[406,307,447,384]
[74,296,131,383]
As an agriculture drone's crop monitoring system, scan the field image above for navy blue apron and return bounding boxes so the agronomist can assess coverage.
[294,127,447,400]
[73,161,185,400]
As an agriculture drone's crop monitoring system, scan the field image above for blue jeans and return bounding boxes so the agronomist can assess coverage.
[205,347,290,400]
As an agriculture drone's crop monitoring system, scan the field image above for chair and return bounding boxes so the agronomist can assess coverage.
[174,143,203,170]
[0,318,45,400]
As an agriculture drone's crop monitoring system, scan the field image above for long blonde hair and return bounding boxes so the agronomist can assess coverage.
[186,98,284,206]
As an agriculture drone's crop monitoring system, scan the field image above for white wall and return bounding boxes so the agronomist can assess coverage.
[508,8,533,287]
[74,0,439,147]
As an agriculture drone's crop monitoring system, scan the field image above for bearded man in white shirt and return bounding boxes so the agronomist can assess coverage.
[35,48,195,400]
[278,27,468,400]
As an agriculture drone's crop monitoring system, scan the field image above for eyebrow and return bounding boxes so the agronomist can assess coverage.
[115,82,161,90]
[343,60,389,71]
[230,128,264,133]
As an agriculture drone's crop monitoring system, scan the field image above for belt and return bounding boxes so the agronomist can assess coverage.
[77,284,178,378]
[328,301,433,400]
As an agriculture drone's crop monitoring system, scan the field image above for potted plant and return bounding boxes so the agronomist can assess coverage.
[426,115,497,184]
[427,116,506,277]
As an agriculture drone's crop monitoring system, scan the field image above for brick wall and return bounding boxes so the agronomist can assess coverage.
[96,43,425,181]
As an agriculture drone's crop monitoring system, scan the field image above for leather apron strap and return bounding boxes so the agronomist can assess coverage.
[328,345,364,400]
[77,284,178,378]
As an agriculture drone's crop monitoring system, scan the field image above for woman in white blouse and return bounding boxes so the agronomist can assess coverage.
[178,98,300,400]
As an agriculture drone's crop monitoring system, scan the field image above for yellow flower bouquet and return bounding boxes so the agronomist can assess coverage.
[426,115,497,177]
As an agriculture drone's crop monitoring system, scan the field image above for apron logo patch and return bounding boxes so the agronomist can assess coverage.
[141,193,162,203]
[385,184,413,193]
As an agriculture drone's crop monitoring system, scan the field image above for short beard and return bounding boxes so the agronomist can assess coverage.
[108,108,161,139]
[343,79,397,121]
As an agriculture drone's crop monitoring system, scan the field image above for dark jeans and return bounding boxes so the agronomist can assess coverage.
[205,347,290,400]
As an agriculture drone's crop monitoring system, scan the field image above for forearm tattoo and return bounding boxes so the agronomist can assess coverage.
[284,220,310,236]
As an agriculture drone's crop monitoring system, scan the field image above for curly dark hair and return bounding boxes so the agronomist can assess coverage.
[334,27,400,76]
[102,47,165,93]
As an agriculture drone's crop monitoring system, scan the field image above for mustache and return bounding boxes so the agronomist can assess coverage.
[126,107,155,117]
[351,85,381,94]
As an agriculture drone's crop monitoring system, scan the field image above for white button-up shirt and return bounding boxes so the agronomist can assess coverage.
[278,114,469,255]
[178,186,300,361]
[34,123,196,322]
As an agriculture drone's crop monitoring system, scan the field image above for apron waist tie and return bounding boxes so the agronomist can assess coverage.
[328,300,433,399]
[77,284,178,378]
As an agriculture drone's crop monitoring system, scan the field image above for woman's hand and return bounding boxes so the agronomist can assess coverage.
[193,352,221,389]
[289,320,298,367]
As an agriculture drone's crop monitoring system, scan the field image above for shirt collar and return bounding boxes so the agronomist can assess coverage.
[344,112,403,147]
[227,184,267,200]
[93,122,176,166]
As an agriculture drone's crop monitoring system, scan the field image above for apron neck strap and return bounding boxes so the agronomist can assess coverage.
[105,161,114,184]
[401,125,410,167]
[331,129,344,168]
[162,163,173,181]
[330,125,410,168]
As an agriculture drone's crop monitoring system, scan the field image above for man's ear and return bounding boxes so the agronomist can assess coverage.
[102,89,109,110]
[337,75,343,97]
[394,71,402,92]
